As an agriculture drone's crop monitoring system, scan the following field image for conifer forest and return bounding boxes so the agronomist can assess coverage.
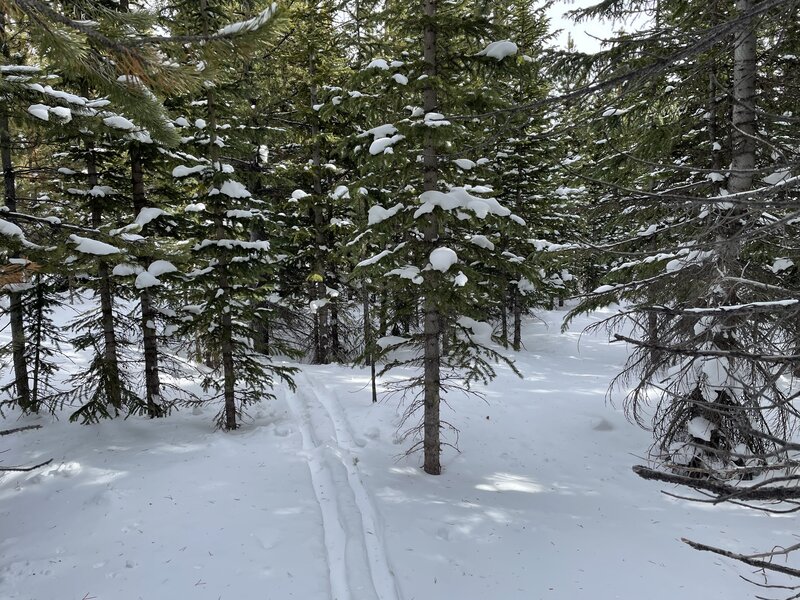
[1,1,800,598]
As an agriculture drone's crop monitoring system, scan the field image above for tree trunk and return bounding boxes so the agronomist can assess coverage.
[331,293,341,360]
[422,0,441,475]
[499,285,508,347]
[131,144,163,417]
[0,14,31,412]
[512,289,522,351]
[210,103,237,430]
[87,142,123,412]
[199,0,237,430]
[728,0,756,197]
[309,50,330,364]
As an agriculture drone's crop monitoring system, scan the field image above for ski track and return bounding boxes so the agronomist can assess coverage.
[285,369,401,600]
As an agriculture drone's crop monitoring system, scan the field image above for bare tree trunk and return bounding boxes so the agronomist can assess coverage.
[87,142,123,412]
[422,0,441,475]
[512,289,522,351]
[728,0,756,197]
[201,0,237,430]
[378,285,388,336]
[0,14,31,411]
[499,285,508,347]
[309,50,330,364]
[131,144,163,417]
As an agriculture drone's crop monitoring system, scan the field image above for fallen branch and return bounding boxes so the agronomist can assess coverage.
[632,465,800,501]
[0,458,53,472]
[682,538,800,579]
[0,424,42,436]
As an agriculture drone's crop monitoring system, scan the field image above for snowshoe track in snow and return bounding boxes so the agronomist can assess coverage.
[286,370,401,600]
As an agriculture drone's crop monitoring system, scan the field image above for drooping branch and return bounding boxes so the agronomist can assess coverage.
[632,465,800,501]
[682,538,800,579]
[0,458,52,471]
[614,334,800,364]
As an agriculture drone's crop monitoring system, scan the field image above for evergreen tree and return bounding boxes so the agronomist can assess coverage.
[567,0,800,476]
[343,0,550,473]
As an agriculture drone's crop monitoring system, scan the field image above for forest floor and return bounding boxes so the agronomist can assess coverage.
[0,306,792,600]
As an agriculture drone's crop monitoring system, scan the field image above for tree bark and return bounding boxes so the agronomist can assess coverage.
[210,100,237,431]
[512,289,522,351]
[728,0,756,197]
[87,142,123,412]
[309,49,330,364]
[499,286,508,347]
[422,0,441,475]
[201,0,237,429]
[0,13,31,411]
[131,143,163,417]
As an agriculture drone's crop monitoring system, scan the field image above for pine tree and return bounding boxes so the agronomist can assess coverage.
[342,0,549,473]
[567,0,800,476]
[162,0,295,429]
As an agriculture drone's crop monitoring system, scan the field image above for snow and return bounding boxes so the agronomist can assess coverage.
[147,260,178,277]
[357,249,392,268]
[103,115,136,130]
[555,185,586,196]
[216,3,278,36]
[392,73,408,85]
[0,306,789,600]
[429,247,458,272]
[363,124,397,139]
[227,209,254,218]
[369,135,405,155]
[476,40,519,60]
[385,265,423,284]
[687,416,716,442]
[0,219,24,239]
[331,186,350,200]
[27,104,50,121]
[49,106,72,122]
[601,107,631,117]
[770,257,794,273]
[68,234,121,256]
[423,112,451,127]
[454,159,476,170]
[415,188,511,220]
[469,235,495,250]
[368,203,404,226]
[135,207,166,226]
[365,59,390,70]
[111,263,142,277]
[172,164,207,178]
[219,180,251,198]
[134,271,161,289]
[763,169,791,185]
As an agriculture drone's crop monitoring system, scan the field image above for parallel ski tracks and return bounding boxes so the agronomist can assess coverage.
[285,370,402,600]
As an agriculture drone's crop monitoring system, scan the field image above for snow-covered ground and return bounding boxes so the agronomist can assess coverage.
[1,307,790,600]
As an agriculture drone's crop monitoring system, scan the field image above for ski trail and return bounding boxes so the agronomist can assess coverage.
[310,376,403,600]
[288,369,402,600]
[284,383,352,600]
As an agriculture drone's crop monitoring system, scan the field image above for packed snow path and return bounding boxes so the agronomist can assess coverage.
[1,306,794,599]
[285,371,401,600]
